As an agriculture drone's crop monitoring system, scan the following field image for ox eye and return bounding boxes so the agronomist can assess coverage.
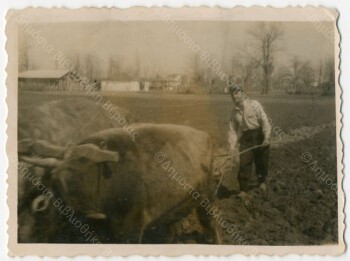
[99,141,108,149]
[31,195,49,213]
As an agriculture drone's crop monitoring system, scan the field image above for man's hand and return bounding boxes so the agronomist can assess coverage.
[263,138,270,146]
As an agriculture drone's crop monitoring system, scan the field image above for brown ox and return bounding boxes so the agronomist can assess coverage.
[18,98,133,243]
[20,124,222,244]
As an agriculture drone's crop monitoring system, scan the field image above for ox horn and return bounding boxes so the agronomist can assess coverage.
[64,143,119,163]
[18,139,65,159]
[18,138,35,153]
[19,156,62,168]
[85,211,107,220]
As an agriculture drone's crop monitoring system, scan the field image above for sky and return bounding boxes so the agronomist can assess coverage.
[20,20,335,77]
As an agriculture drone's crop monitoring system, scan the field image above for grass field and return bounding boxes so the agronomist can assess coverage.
[19,92,336,147]
[18,91,338,245]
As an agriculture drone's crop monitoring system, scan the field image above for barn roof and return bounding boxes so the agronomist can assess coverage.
[18,70,69,79]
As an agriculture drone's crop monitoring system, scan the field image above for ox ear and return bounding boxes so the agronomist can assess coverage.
[64,143,119,163]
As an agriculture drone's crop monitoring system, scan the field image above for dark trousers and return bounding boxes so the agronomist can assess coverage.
[238,128,269,191]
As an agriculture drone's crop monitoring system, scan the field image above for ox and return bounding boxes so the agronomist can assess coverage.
[18,98,133,243]
[20,124,222,244]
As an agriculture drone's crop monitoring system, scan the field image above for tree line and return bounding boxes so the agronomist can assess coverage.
[19,22,335,95]
[188,22,335,95]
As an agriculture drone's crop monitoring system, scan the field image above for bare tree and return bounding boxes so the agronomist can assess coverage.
[67,52,82,73]
[190,54,202,82]
[72,53,100,80]
[277,56,314,95]
[134,51,140,79]
[317,60,323,86]
[189,54,204,86]
[231,54,259,91]
[324,58,335,84]
[321,58,335,95]
[108,55,122,80]
[286,56,303,94]
[18,29,30,72]
[299,61,314,95]
[84,53,94,80]
[248,22,284,94]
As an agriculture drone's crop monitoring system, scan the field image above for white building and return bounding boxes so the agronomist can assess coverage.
[166,74,182,91]
[18,70,70,91]
[100,81,140,92]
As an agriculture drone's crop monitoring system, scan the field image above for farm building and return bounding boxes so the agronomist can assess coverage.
[139,78,151,92]
[166,74,182,91]
[146,74,183,92]
[18,70,70,91]
[149,77,167,91]
[100,81,140,92]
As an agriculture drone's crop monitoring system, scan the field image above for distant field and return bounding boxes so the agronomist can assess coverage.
[18,91,336,148]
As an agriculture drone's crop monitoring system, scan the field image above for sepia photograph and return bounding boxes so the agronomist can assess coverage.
[6,7,343,256]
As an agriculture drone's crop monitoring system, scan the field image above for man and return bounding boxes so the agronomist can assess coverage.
[228,86,271,192]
